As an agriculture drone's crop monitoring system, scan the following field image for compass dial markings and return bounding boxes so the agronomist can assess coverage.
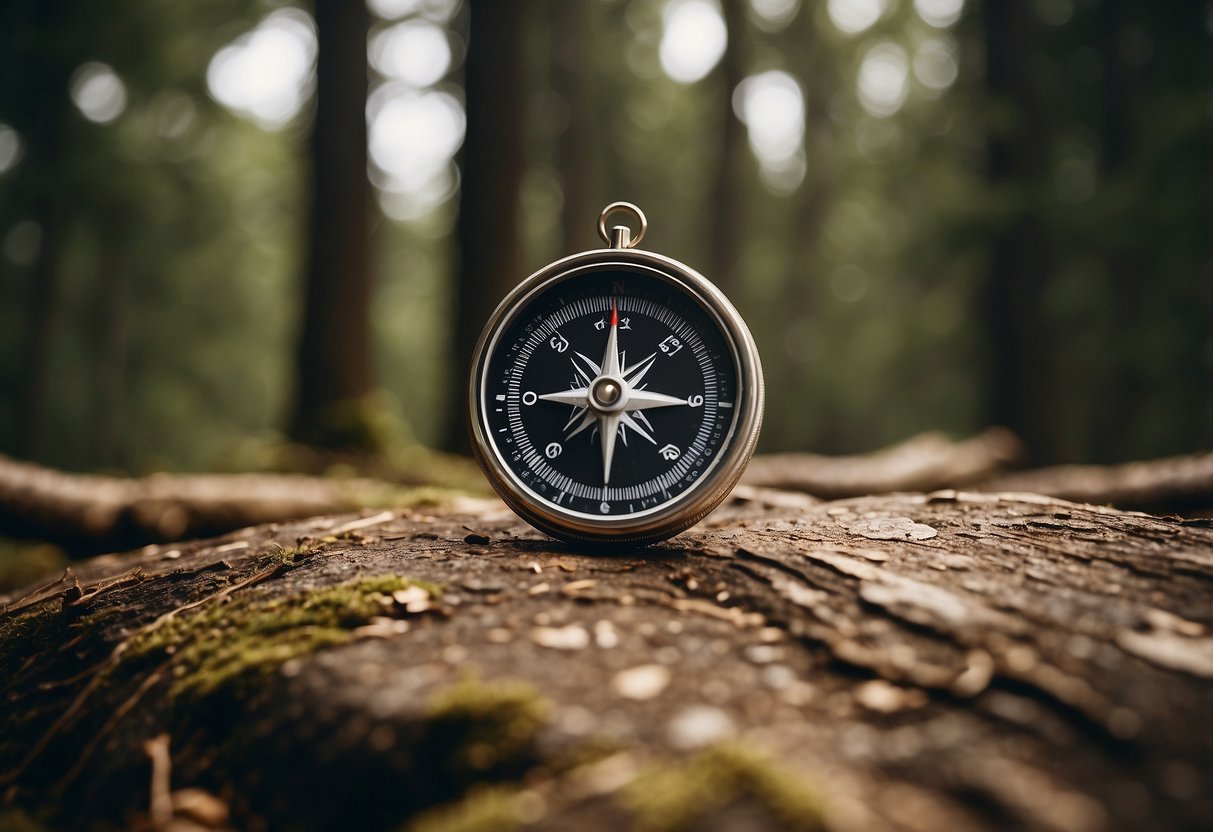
[489,277,738,517]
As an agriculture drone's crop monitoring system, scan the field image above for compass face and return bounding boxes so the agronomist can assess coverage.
[477,263,744,525]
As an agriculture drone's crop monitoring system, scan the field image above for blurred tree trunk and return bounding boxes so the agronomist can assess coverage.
[982,0,1056,463]
[16,195,66,461]
[12,3,74,461]
[780,3,834,444]
[289,0,376,450]
[90,222,131,469]
[448,0,526,453]
[1095,0,1141,463]
[554,0,594,252]
[708,0,747,298]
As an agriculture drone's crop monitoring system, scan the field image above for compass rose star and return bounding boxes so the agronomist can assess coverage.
[535,298,702,486]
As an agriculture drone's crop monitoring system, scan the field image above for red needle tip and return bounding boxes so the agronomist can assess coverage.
[610,301,618,327]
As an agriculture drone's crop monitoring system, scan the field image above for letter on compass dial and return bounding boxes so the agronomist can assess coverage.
[485,274,738,519]
[537,301,699,485]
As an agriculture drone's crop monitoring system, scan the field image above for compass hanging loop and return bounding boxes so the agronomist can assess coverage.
[597,201,647,249]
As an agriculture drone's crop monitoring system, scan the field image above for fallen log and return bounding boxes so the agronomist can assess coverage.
[740,429,1024,498]
[979,451,1213,514]
[2,491,1211,831]
[0,452,446,556]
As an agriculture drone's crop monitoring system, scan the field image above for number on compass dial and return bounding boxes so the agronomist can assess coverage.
[484,271,739,518]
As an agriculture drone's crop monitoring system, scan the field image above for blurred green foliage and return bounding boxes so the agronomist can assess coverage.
[0,0,1208,476]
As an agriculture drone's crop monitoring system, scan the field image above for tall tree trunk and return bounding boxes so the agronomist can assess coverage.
[12,1,74,461]
[708,0,747,298]
[1095,0,1141,463]
[778,3,834,448]
[448,0,526,452]
[982,0,1056,463]
[16,194,66,461]
[554,0,594,253]
[289,0,375,449]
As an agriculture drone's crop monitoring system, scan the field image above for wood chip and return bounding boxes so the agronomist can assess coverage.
[611,664,671,700]
[1116,629,1213,678]
[852,517,938,541]
[331,510,394,536]
[531,625,590,650]
[594,620,619,648]
[172,787,231,827]
[391,586,432,613]
[854,679,928,713]
[666,705,736,750]
[354,617,410,639]
[562,579,598,596]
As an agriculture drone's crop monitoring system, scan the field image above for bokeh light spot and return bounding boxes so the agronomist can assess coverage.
[370,20,451,87]
[659,0,728,85]
[857,42,909,117]
[206,8,317,130]
[0,124,22,174]
[369,0,460,23]
[827,0,886,36]
[913,0,965,28]
[734,71,805,193]
[70,63,128,124]
[369,85,465,220]
[749,0,800,32]
[913,38,959,91]
[831,263,869,303]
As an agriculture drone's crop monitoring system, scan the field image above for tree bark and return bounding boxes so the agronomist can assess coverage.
[2,492,1212,831]
[289,0,376,449]
[448,0,526,453]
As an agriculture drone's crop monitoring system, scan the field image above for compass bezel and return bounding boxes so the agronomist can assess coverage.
[468,247,763,547]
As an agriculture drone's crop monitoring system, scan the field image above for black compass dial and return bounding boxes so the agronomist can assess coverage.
[481,267,741,520]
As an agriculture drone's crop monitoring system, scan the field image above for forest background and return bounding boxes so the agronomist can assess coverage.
[0,0,1209,486]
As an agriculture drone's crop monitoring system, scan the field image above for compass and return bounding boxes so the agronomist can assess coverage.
[468,202,764,546]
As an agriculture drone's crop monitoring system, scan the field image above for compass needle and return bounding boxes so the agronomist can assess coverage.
[626,389,689,411]
[538,388,590,408]
[599,413,620,485]
[600,300,622,378]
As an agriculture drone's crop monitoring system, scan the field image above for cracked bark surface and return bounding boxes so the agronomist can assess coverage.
[2,490,1212,831]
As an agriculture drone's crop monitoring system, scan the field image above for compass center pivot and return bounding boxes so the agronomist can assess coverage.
[590,377,625,411]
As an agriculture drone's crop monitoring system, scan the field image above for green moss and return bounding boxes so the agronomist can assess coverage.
[624,745,825,832]
[425,677,550,780]
[404,787,525,832]
[127,574,441,704]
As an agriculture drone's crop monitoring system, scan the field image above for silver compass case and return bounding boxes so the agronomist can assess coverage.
[468,204,764,547]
